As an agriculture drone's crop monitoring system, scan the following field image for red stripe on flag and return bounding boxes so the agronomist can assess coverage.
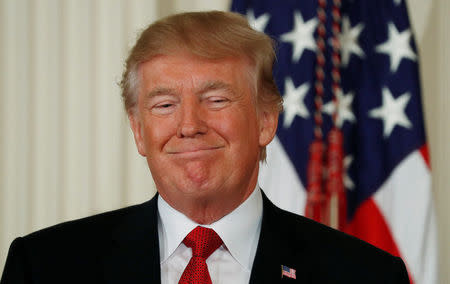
[343,197,415,284]
[419,145,431,169]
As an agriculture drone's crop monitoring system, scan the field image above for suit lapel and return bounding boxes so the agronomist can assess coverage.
[103,195,161,284]
[249,192,314,283]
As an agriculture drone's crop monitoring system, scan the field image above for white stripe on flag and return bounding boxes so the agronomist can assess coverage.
[374,150,438,284]
[259,136,306,216]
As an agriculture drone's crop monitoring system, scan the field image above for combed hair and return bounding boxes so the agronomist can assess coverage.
[120,11,283,160]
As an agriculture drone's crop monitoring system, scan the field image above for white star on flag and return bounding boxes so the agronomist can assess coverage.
[246,9,270,32]
[322,90,355,128]
[344,155,355,190]
[282,77,310,128]
[394,0,402,5]
[339,17,365,66]
[369,87,412,138]
[280,11,317,62]
[375,22,416,73]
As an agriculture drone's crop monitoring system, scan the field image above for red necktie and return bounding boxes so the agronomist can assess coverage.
[178,226,223,284]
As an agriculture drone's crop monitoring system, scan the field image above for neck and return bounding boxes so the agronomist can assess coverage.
[183,190,255,224]
[160,183,258,225]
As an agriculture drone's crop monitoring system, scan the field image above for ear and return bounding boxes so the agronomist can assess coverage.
[258,108,279,147]
[128,112,147,157]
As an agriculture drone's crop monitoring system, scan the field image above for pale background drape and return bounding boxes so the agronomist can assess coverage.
[0,0,448,282]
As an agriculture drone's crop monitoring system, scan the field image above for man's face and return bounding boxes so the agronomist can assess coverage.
[129,52,277,222]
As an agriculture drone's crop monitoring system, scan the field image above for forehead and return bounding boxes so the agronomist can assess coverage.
[138,52,256,91]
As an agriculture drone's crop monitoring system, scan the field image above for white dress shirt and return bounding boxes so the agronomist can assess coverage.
[158,187,263,284]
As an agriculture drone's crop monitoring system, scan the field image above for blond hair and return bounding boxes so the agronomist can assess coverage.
[120,10,282,160]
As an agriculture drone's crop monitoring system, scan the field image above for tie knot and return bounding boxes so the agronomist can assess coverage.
[183,226,223,258]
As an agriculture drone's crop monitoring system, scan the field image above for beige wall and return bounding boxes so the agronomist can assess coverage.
[414,0,450,283]
[413,0,450,283]
[0,0,448,282]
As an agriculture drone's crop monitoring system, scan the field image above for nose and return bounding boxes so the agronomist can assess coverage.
[176,97,208,138]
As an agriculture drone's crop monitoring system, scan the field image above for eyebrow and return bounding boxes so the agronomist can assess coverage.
[196,81,235,96]
[146,87,175,98]
[146,81,235,99]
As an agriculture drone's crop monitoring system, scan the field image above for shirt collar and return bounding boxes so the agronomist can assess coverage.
[157,186,263,271]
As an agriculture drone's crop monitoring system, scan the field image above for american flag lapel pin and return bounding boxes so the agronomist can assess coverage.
[281,265,296,279]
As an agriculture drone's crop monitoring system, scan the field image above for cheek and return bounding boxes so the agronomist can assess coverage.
[214,112,259,149]
[142,119,175,152]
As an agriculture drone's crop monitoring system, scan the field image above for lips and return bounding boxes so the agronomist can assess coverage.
[165,140,225,154]
[167,145,223,154]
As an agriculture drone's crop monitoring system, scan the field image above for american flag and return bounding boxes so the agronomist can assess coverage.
[231,0,438,283]
[281,265,297,279]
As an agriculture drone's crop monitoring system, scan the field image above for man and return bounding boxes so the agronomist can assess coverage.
[1,11,409,284]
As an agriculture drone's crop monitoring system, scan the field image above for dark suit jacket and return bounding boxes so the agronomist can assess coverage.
[1,192,409,283]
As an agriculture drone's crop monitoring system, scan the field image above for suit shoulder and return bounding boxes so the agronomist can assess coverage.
[264,203,409,282]
[24,199,153,243]
[269,201,398,260]
[1,197,159,283]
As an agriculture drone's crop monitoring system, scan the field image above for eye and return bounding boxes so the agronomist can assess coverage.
[210,97,226,103]
[206,96,230,109]
[157,103,173,108]
[151,101,176,115]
